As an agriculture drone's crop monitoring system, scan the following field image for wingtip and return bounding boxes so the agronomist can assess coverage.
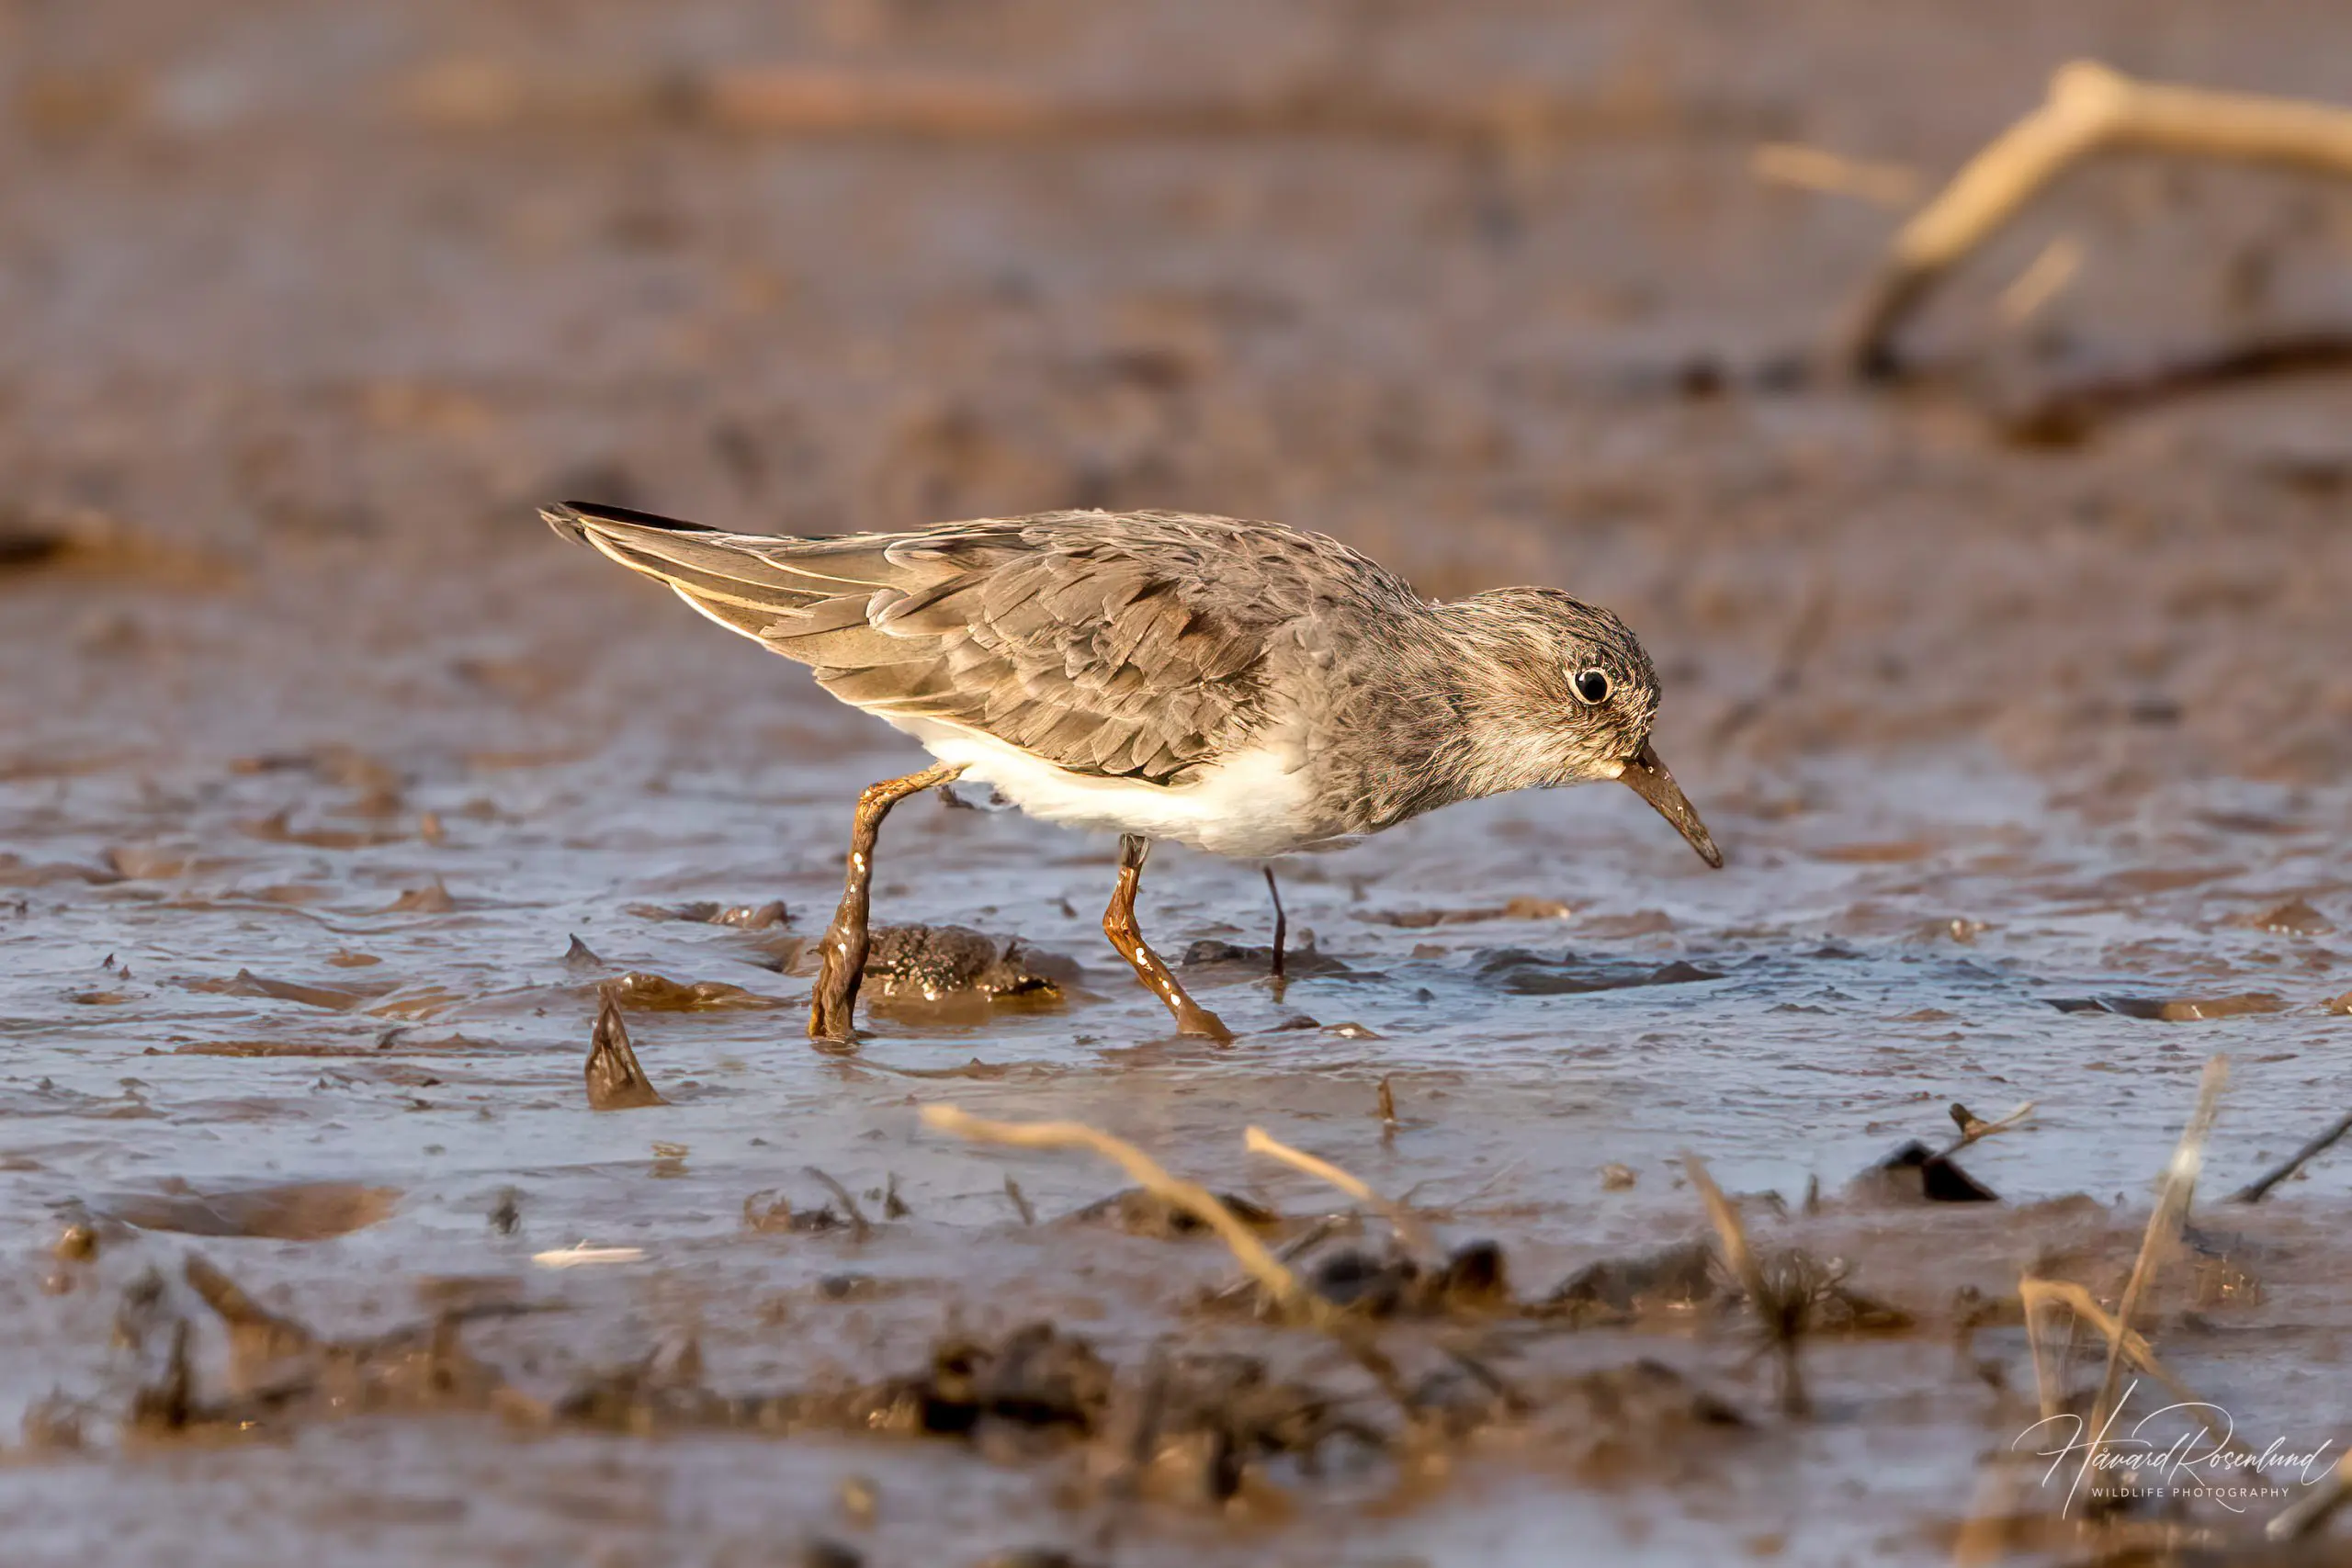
[543,499,723,537]
[540,502,592,545]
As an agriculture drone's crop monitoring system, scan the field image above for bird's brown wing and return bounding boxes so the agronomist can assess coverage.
[548,503,1402,784]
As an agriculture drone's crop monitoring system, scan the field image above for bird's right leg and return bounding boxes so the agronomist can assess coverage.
[808,761,966,1047]
[1102,833,1233,1043]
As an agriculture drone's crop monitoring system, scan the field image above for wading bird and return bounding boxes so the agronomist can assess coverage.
[548,502,1721,1045]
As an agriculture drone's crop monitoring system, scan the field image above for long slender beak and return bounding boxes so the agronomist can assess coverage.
[1617,742,1724,868]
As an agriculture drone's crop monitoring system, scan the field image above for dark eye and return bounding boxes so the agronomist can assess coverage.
[1573,668,1612,705]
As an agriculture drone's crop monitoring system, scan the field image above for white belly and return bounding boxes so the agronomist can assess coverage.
[884,719,1342,858]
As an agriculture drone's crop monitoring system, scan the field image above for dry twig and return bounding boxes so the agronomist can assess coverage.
[2232,1108,2352,1203]
[803,1168,872,1243]
[1243,1126,1434,1260]
[1942,1100,2037,1157]
[921,1105,1314,1320]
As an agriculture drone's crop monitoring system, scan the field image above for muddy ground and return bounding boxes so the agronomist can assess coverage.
[2,2,2349,1564]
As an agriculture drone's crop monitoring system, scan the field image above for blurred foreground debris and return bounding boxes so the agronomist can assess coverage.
[1947,1060,2337,1564]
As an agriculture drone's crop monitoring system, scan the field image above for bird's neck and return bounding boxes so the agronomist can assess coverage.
[1417,596,1572,801]
[1313,596,1559,832]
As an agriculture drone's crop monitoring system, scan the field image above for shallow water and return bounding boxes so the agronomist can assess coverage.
[4,1,2351,1562]
[4,705,2347,1564]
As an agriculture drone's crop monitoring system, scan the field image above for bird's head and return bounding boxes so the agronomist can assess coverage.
[1441,587,1723,868]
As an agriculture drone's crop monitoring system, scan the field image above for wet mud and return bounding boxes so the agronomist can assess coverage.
[3,2,2351,1564]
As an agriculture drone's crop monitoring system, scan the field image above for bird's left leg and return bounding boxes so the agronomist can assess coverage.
[1102,833,1233,1043]
[808,761,967,1047]
[1262,866,1287,987]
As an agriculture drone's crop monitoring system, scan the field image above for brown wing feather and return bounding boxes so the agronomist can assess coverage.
[545,502,1421,784]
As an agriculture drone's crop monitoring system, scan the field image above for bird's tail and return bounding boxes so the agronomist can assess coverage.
[541,500,900,643]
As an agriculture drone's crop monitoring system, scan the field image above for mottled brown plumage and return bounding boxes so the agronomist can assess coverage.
[551,502,1407,788]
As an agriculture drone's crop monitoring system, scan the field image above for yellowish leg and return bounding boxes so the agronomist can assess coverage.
[808,762,967,1046]
[1102,834,1232,1043]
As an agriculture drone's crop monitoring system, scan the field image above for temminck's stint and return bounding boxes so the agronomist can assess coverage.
[547,502,1721,1045]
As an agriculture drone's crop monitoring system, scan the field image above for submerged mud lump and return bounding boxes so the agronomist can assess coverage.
[1181,936,1359,977]
[1543,1240,1721,1325]
[606,971,783,1011]
[867,925,1071,1002]
[1855,1141,1997,1203]
[1475,948,1723,995]
[782,924,1074,1004]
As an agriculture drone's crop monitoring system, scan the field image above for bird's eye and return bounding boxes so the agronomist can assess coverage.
[1573,668,1612,705]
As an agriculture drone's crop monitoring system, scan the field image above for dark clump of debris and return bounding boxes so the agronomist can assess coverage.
[1106,1348,1386,1502]
[862,1322,1113,1446]
[1857,1141,1997,1203]
[746,1168,892,1240]
[549,1316,1381,1508]
[1068,1187,1279,1240]
[584,987,666,1111]
[775,924,1075,1006]
[1540,1222,1909,1348]
[1297,1241,1513,1319]
[1542,1239,1721,1325]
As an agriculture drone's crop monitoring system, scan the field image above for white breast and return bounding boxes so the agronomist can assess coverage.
[882,718,1343,858]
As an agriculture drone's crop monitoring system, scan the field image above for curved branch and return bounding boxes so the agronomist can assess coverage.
[1842,62,2352,376]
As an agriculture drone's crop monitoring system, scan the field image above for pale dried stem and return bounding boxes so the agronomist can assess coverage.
[2080,1056,2230,1492]
[1683,1150,1806,1416]
[1943,1100,2037,1158]
[1243,1125,1435,1260]
[1681,1152,1761,1297]
[2019,1278,2252,1461]
[921,1105,1314,1321]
